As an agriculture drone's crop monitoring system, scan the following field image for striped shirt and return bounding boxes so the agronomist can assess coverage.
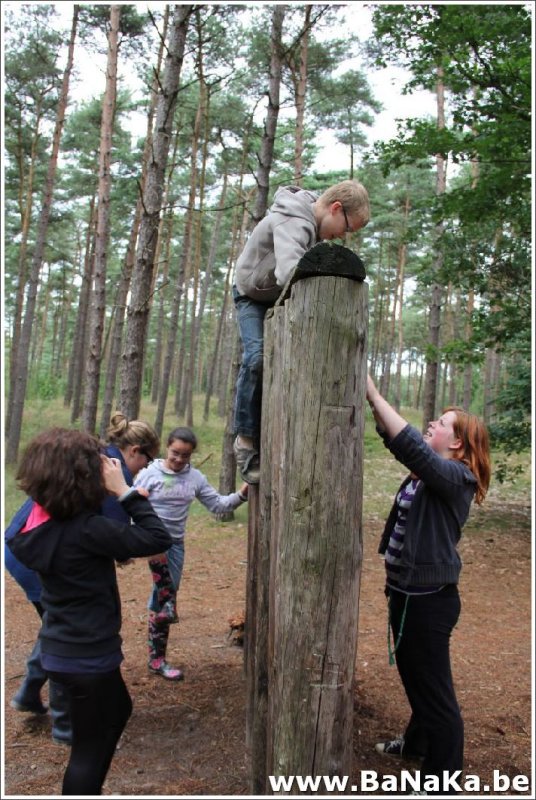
[385,478,444,596]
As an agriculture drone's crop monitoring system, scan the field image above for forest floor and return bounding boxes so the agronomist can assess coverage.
[3,491,532,797]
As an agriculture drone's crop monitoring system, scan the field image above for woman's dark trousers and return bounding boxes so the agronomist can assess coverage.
[390,585,463,794]
[48,667,132,795]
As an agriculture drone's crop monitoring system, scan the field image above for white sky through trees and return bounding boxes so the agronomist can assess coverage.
[13,1,435,174]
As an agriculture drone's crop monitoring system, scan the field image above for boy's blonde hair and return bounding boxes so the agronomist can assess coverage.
[319,180,370,225]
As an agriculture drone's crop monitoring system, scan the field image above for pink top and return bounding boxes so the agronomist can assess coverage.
[21,503,51,532]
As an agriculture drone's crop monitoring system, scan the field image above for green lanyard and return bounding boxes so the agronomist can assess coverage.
[387,592,410,666]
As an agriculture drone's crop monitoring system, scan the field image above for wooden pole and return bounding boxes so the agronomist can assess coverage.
[245,244,368,792]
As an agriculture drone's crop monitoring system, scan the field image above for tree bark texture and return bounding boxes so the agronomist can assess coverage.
[120,4,194,420]
[422,64,446,431]
[293,5,311,184]
[100,13,168,435]
[67,198,96,420]
[246,266,367,791]
[252,4,286,225]
[7,105,43,432]
[81,4,120,433]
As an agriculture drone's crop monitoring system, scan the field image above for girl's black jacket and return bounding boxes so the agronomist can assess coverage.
[7,491,172,659]
[378,424,477,588]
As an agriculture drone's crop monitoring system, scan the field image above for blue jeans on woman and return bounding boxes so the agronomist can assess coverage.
[13,637,72,743]
[233,286,272,442]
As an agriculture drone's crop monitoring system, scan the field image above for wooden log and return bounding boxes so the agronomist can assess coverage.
[266,273,367,787]
[246,303,286,793]
[244,483,258,742]
[276,242,365,305]
[245,244,367,792]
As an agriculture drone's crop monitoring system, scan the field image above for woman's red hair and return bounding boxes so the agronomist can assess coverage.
[443,407,491,505]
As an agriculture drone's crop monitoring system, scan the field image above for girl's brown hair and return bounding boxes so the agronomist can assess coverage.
[106,413,160,458]
[444,407,491,505]
[16,428,107,519]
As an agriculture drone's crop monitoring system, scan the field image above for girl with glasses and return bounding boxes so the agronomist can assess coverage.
[135,426,249,680]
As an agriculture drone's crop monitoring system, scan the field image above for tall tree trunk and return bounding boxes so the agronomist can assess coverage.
[191,172,227,411]
[30,264,51,374]
[463,290,475,409]
[369,235,386,379]
[31,262,50,373]
[218,201,251,494]
[252,4,287,224]
[203,268,232,422]
[440,283,454,408]
[149,129,184,408]
[99,10,169,435]
[67,199,97,421]
[379,246,394,399]
[53,262,73,380]
[184,63,209,426]
[217,317,235,418]
[119,5,194,420]
[154,251,187,437]
[174,289,190,417]
[7,98,46,432]
[6,6,79,463]
[415,359,425,409]
[462,127,479,411]
[483,348,500,423]
[156,97,202,434]
[422,64,446,431]
[393,205,409,411]
[205,161,252,425]
[293,5,311,184]
[150,211,174,405]
[81,4,120,433]
[99,230,138,436]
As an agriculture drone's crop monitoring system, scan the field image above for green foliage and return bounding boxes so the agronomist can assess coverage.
[78,4,150,41]
[441,338,485,367]
[367,3,531,444]
[488,356,531,455]
[4,392,530,528]
[4,3,531,463]
[492,458,526,486]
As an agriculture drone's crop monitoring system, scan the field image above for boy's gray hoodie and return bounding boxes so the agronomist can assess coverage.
[234,186,319,303]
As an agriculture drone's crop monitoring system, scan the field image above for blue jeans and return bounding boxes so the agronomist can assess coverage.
[147,540,185,613]
[233,286,272,441]
[13,637,72,742]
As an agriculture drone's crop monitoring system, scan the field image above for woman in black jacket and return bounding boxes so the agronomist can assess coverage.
[8,428,172,796]
[366,376,491,795]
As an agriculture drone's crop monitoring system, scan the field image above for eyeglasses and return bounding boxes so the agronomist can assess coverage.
[139,447,154,464]
[341,205,352,234]
[167,448,191,461]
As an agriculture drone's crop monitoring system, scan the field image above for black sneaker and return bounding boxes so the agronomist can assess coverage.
[375,735,405,756]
